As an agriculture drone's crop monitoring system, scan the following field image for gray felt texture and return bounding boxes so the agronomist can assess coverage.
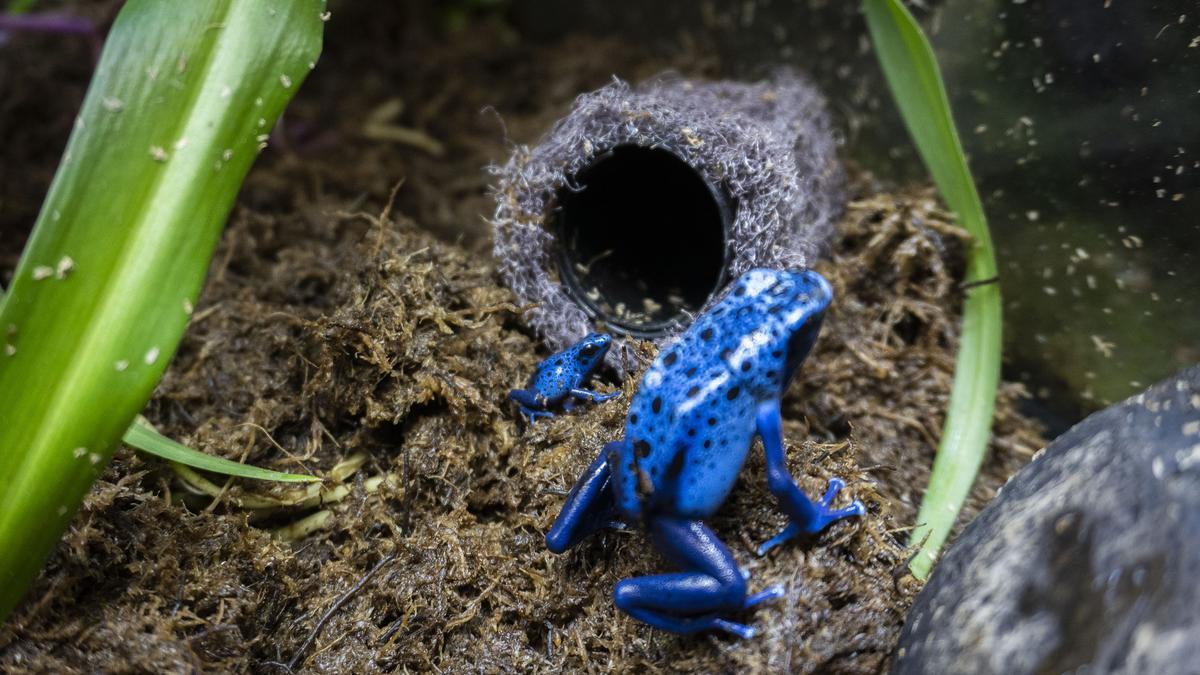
[490,71,844,372]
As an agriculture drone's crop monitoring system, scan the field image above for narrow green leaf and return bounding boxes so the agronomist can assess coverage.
[123,421,318,483]
[862,0,1002,579]
[5,0,38,14]
[0,0,324,621]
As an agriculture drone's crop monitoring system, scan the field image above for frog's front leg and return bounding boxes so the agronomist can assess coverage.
[509,389,554,422]
[546,442,625,553]
[613,515,783,638]
[754,401,865,557]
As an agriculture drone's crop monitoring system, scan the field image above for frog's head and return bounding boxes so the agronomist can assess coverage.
[737,268,832,384]
[573,332,613,372]
[780,269,832,384]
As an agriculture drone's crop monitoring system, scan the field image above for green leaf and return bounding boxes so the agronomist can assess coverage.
[0,0,324,622]
[862,0,1002,580]
[5,0,38,14]
[123,421,318,483]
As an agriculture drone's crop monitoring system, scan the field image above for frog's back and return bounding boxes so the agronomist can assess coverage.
[618,272,798,518]
[528,352,578,401]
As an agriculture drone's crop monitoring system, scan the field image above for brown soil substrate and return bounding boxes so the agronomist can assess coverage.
[0,4,1043,673]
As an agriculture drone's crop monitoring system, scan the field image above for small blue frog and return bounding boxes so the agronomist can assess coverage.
[510,333,620,422]
[545,268,865,638]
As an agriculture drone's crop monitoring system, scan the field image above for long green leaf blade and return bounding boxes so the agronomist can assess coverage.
[0,0,324,621]
[862,0,1002,579]
[123,421,318,483]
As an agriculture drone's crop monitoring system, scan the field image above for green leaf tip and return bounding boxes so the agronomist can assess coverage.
[124,421,319,483]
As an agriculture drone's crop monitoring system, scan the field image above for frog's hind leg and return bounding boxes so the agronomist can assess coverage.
[546,441,625,553]
[613,516,782,639]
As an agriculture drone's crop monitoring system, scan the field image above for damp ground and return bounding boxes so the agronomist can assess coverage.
[0,4,1043,673]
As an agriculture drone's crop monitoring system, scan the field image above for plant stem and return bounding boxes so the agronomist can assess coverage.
[862,0,1002,580]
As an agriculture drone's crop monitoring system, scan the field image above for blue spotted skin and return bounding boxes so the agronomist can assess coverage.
[545,269,866,639]
[510,333,620,422]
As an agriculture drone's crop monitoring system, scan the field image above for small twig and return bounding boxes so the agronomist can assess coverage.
[873,409,940,449]
[284,554,397,670]
[373,178,406,257]
[958,275,999,291]
[444,579,501,631]
[361,99,444,155]
[858,463,898,473]
[237,422,315,473]
[902,526,932,569]
[378,617,405,646]
[170,573,187,616]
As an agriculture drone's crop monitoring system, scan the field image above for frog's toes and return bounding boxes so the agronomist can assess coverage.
[756,479,865,556]
[735,569,783,607]
[817,477,867,522]
[756,523,801,557]
[743,584,785,609]
[818,477,847,507]
[712,618,760,639]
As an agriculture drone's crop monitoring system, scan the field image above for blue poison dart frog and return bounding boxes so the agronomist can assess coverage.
[510,333,621,422]
[545,268,865,638]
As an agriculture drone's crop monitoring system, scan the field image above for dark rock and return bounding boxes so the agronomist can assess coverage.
[895,365,1200,675]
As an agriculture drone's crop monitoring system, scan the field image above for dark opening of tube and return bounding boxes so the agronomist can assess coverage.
[553,145,733,338]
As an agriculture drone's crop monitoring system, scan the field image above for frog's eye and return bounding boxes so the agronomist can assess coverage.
[580,344,599,357]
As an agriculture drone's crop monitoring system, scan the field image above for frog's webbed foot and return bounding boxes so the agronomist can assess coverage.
[756,478,866,556]
[569,387,621,403]
[613,515,779,638]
